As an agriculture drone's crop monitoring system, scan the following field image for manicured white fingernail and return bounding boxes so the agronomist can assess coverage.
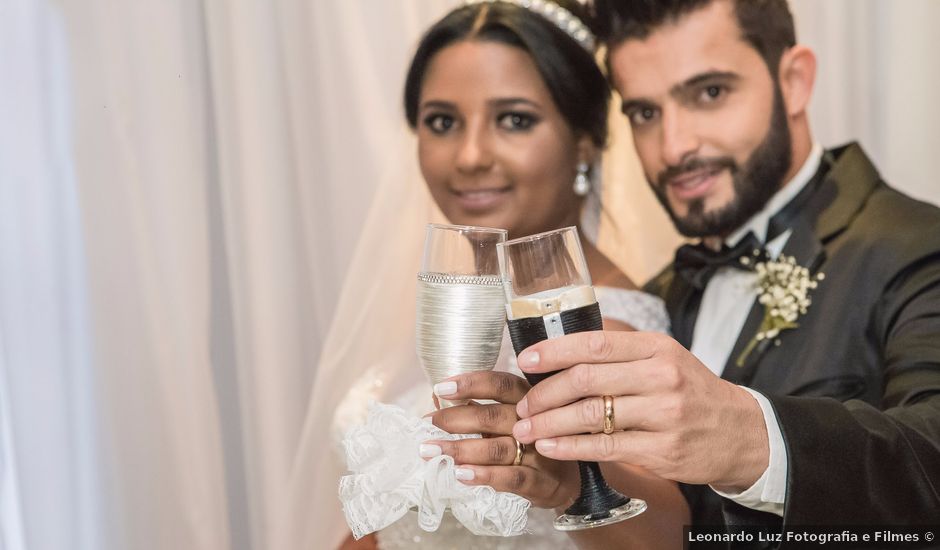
[535,439,557,453]
[514,419,531,438]
[433,381,458,397]
[419,444,442,458]
[516,397,529,418]
[455,468,475,481]
[518,351,539,370]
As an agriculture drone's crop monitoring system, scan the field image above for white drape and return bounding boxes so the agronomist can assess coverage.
[0,2,936,550]
[791,0,940,203]
[1,2,102,550]
[58,2,230,549]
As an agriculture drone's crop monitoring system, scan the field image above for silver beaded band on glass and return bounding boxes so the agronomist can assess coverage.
[417,272,504,286]
[464,0,596,53]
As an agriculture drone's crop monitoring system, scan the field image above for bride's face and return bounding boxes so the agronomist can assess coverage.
[416,40,591,239]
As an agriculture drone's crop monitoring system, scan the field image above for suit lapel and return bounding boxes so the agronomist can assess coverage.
[718,143,880,386]
[720,298,767,384]
[665,274,699,349]
[815,144,881,241]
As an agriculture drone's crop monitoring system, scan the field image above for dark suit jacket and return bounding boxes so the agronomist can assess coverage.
[646,143,940,546]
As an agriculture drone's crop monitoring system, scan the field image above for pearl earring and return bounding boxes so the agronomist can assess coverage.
[573,162,591,196]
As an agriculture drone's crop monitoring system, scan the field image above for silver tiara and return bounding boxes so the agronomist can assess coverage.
[464,0,596,53]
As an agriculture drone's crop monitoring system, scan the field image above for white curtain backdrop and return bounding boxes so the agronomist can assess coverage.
[1,2,102,550]
[791,0,940,203]
[0,1,936,550]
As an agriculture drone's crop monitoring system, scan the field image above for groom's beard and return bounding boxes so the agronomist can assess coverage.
[650,88,793,239]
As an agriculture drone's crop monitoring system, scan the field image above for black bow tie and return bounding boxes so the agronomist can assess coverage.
[675,232,767,289]
[672,151,835,291]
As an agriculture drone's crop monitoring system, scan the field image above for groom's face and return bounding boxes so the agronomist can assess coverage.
[608,0,793,238]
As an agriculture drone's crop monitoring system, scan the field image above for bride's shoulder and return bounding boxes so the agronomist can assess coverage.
[595,286,670,335]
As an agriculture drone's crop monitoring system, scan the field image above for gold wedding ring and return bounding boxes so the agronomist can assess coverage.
[603,395,615,434]
[512,438,526,466]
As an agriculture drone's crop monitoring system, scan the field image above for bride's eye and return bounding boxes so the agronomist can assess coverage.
[423,113,456,134]
[497,112,538,131]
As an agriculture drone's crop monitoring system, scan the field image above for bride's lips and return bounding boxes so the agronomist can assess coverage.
[666,166,724,201]
[451,186,512,212]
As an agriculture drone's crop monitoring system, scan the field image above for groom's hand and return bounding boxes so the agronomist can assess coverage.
[512,331,769,492]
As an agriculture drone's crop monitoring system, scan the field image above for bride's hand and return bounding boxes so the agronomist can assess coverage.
[423,371,579,509]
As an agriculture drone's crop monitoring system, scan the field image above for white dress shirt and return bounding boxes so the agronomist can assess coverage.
[690,143,825,516]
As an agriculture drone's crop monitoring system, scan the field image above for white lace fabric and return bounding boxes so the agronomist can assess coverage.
[595,287,671,334]
[339,402,529,540]
[336,287,670,549]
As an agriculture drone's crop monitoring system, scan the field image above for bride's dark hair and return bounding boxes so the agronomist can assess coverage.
[403,0,609,148]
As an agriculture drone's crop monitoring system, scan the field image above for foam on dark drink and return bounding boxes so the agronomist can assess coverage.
[506,286,601,384]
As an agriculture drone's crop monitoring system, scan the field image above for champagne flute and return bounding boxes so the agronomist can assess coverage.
[497,226,647,530]
[416,224,507,407]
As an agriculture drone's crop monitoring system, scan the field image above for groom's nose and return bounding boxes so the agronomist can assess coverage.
[660,105,700,168]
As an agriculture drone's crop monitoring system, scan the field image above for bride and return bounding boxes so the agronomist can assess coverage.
[289,1,688,549]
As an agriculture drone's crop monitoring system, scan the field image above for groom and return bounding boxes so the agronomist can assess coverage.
[511,0,940,537]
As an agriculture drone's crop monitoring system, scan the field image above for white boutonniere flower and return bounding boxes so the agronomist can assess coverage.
[736,254,825,367]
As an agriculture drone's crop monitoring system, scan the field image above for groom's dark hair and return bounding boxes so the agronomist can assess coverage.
[593,0,796,73]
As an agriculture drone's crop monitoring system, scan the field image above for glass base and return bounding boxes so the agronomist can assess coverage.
[553,498,647,531]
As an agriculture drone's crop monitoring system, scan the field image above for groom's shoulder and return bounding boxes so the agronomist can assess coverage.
[850,180,940,253]
[828,142,940,244]
[865,182,940,231]
[830,178,940,290]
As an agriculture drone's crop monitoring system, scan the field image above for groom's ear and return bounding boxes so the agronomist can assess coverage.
[778,45,817,118]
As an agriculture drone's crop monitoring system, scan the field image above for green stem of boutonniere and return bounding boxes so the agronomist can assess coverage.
[735,254,824,367]
[736,314,799,367]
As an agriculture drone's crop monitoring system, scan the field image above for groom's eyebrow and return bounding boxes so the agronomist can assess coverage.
[673,70,740,94]
[621,97,655,115]
[621,70,741,113]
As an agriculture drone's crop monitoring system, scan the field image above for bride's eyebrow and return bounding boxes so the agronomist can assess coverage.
[418,100,456,113]
[488,97,543,110]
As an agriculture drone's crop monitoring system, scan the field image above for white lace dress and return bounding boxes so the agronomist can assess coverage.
[334,288,669,550]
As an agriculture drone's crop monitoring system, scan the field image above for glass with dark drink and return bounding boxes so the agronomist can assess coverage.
[497,226,647,531]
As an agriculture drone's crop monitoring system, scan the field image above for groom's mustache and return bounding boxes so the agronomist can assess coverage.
[656,156,738,189]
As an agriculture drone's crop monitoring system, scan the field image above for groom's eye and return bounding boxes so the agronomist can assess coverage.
[628,106,659,127]
[697,84,728,105]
